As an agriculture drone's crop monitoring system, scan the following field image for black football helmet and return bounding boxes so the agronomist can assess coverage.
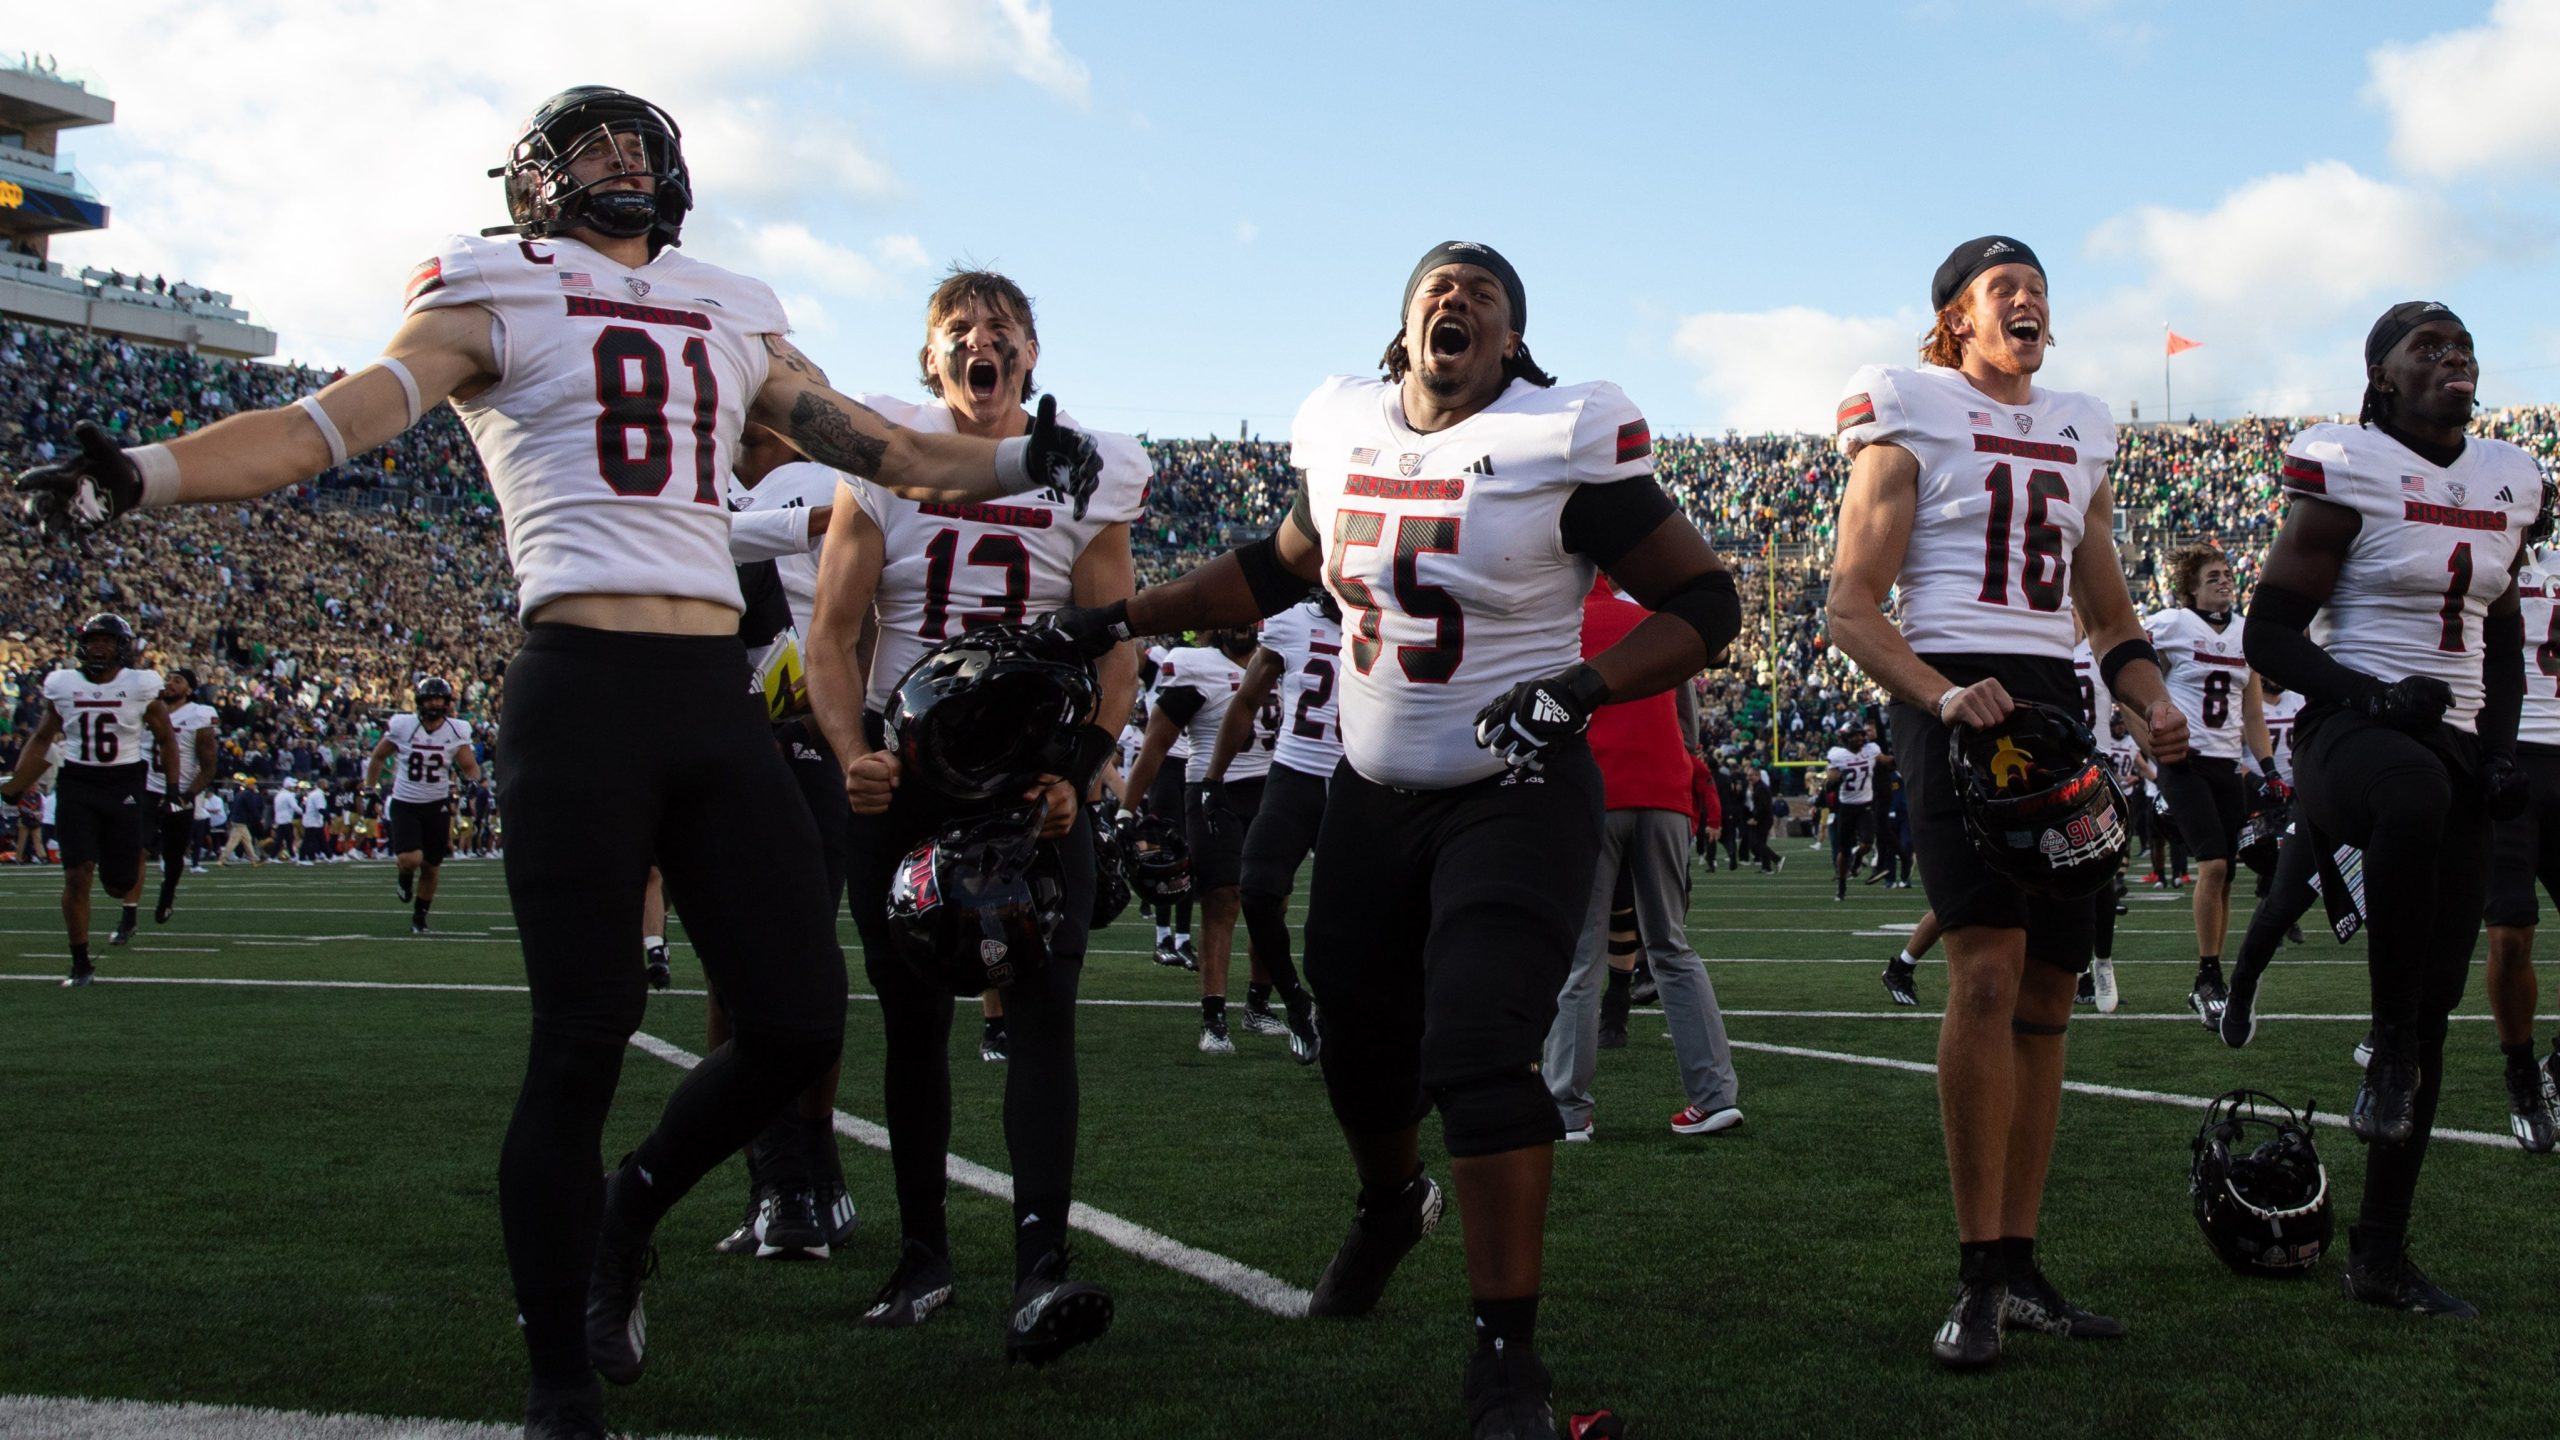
[2191,1089,2333,1277]
[77,612,134,681]
[1087,803,1132,930]
[1947,699,2129,900]
[2237,794,2289,878]
[1121,812,1192,903]
[488,86,692,255]
[886,805,1062,996]
[883,624,1099,803]
[416,675,456,720]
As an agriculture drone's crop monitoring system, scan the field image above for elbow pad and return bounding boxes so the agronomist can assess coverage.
[1233,531,1314,618]
[1659,570,1743,658]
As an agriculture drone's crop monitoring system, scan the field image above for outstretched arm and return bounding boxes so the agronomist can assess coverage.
[2,711,61,800]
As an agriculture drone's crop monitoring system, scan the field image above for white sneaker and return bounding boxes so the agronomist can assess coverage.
[1562,1120,1594,1143]
[2091,957,2119,1014]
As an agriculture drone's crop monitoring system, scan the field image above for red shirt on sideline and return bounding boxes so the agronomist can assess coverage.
[1583,579,1696,818]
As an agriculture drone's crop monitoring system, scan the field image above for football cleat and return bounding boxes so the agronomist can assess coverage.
[2074,971,2095,1007]
[2090,956,2119,1014]
[1626,970,1658,1006]
[109,914,137,947]
[63,958,95,988]
[2002,1269,2126,1339]
[2286,923,2305,945]
[643,944,670,992]
[2218,957,2266,1049]
[2187,962,2227,1030]
[1283,991,1321,1066]
[1669,1104,1742,1136]
[1930,1278,2006,1370]
[981,1020,1010,1064]
[153,899,173,924]
[1175,938,1200,972]
[713,1186,767,1257]
[1596,1023,1627,1050]
[858,1239,955,1329]
[397,869,415,903]
[2504,1062,2555,1154]
[756,1187,829,1260]
[585,1230,656,1386]
[2341,1229,2476,1318]
[1005,1248,1114,1367]
[1307,1171,1443,1317]
[412,921,430,935]
[2348,1033,2420,1146]
[1462,1337,1555,1440]
[1881,959,1919,1008]
[819,1169,858,1250]
[1151,937,1183,968]
[522,1394,619,1440]
[1198,1019,1234,1056]
[1239,1004,1290,1038]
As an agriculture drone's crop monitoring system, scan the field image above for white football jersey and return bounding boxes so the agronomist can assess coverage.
[144,700,219,795]
[2261,686,2305,781]
[2069,639,2114,733]
[2516,546,2560,746]
[1295,374,1655,788]
[2278,422,2542,734]
[2146,606,2250,761]
[386,713,475,803]
[1826,741,1882,805]
[726,460,843,634]
[1261,598,1345,778]
[1836,364,2118,660]
[405,233,790,616]
[1160,645,1276,784]
[44,667,161,771]
[852,394,1149,709]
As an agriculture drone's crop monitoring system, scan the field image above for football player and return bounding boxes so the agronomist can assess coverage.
[802,266,1144,1363]
[13,88,1102,1440]
[366,676,481,934]
[2480,538,2560,1151]
[1136,644,1197,967]
[1121,626,1274,1052]
[140,667,217,923]
[2140,547,2280,1025]
[1046,241,1741,1439]
[1201,589,1341,1063]
[1822,721,1884,901]
[1827,237,2185,1369]
[0,614,178,985]
[2244,300,2539,1314]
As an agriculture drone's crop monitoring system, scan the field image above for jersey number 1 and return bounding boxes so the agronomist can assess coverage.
[593,326,719,503]
[1978,464,2070,612]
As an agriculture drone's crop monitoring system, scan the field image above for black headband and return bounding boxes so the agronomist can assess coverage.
[1404,241,1526,337]
[2365,300,2464,369]
[1931,235,2044,313]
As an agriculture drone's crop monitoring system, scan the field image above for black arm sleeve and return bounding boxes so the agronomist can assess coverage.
[2242,581,2383,709]
[1154,687,1206,726]
[1233,530,1313,615]
[1654,569,1742,660]
[1558,478,1680,569]
[2482,607,2525,755]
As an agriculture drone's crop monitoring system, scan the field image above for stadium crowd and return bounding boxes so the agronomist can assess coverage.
[8,315,2560,795]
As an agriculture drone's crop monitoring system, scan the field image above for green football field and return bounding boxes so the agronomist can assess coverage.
[1,849,2552,1439]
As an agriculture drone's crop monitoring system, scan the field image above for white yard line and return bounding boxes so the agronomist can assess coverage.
[0,1394,718,1439]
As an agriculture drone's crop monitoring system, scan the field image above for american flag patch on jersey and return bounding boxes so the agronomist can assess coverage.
[2400,474,2426,494]
[2277,456,2325,493]
[1349,448,1378,464]
[1967,410,1995,427]
[1836,393,1876,433]
[404,257,444,305]
[1615,419,1651,464]
[558,271,593,290]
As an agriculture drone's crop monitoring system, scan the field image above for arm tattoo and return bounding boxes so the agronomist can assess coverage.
[761,333,830,388]
[787,391,891,477]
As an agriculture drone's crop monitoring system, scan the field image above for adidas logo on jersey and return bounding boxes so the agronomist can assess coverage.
[2498,486,2514,502]
[1462,455,1496,477]
[2060,424,2080,441]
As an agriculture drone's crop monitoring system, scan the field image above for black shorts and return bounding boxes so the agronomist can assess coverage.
[1889,653,2096,973]
[2154,754,2248,863]
[1830,801,1872,855]
[496,625,844,1046]
[1186,774,1264,892]
[390,798,454,865]
[2486,744,2560,928]
[1238,762,1327,901]
[54,763,147,890]
[156,796,194,863]
[1302,745,1606,1152]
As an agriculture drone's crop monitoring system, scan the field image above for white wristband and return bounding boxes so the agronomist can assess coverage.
[127,444,181,509]
[994,434,1032,492]
[1934,685,1966,724]
[298,396,350,467]
[370,356,422,428]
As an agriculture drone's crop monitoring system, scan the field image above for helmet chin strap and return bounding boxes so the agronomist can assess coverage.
[579,187,660,238]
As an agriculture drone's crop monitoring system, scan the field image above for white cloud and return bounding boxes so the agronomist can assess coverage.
[1670,306,1922,433]
[2368,0,2560,180]
[873,233,931,272]
[1235,221,1258,245]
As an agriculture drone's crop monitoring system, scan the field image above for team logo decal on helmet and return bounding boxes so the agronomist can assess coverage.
[486,86,694,256]
[2190,1089,2332,1277]
[883,624,1099,803]
[887,805,1063,996]
[1947,699,2128,900]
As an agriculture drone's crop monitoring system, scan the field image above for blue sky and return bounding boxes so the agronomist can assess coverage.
[25,1,2560,438]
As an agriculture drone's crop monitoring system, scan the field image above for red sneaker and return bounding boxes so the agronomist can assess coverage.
[1669,1104,1743,1136]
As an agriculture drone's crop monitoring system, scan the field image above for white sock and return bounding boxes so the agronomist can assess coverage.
[1155,925,1171,946]
[643,934,664,953]
[1896,949,1917,967]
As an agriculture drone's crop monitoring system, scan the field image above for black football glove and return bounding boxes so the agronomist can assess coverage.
[18,420,143,540]
[1037,600,1133,661]
[1187,780,1239,838]
[1025,395,1103,521]
[2356,675,2454,735]
[2485,751,2531,821]
[1473,664,1610,772]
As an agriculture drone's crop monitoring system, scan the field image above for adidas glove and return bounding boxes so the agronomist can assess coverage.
[1187,780,1239,837]
[1037,600,1133,660]
[1024,395,1104,521]
[1473,663,1609,772]
[2485,751,2530,821]
[17,420,145,539]
[2356,675,2454,735]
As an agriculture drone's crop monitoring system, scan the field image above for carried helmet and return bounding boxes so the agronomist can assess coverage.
[77,613,135,681]
[883,624,1098,803]
[1120,811,1192,904]
[2237,794,2289,879]
[886,805,1062,996]
[1087,803,1132,930]
[489,86,692,255]
[2190,1089,2332,1277]
[1947,700,2128,900]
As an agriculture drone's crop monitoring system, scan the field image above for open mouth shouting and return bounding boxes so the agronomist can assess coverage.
[966,356,1003,403]
[1427,314,1473,362]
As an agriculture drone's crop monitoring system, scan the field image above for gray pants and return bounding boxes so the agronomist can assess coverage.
[1545,807,1738,1127]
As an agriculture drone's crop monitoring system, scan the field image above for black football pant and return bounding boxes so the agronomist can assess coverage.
[494,626,846,1391]
[2294,707,2489,1253]
[2233,823,2323,982]
[1238,761,1327,998]
[154,798,193,911]
[847,752,1095,1283]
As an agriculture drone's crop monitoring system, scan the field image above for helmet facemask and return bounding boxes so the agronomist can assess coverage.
[491,89,692,255]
